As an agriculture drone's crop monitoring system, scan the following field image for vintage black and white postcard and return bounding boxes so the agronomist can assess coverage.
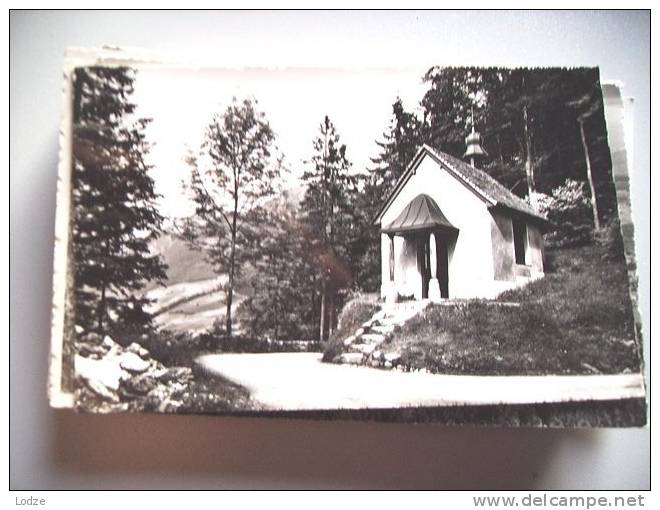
[49,48,646,426]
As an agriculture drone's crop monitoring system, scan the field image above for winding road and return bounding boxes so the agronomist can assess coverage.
[196,352,646,410]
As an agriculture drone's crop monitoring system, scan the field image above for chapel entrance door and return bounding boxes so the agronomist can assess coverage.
[435,233,449,299]
[417,233,431,299]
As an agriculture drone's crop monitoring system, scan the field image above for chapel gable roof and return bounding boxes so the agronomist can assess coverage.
[373,144,548,226]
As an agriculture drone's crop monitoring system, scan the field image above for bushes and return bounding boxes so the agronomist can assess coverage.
[533,179,594,248]
[176,366,257,414]
[198,333,321,354]
[140,329,321,368]
[594,218,626,262]
[138,330,205,367]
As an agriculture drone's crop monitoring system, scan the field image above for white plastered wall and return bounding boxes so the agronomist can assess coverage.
[380,154,498,299]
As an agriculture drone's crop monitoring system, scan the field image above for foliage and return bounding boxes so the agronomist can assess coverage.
[181,97,282,336]
[368,98,423,194]
[300,116,362,341]
[593,218,626,262]
[138,330,205,367]
[236,202,319,341]
[200,333,320,354]
[418,67,618,213]
[141,328,320,370]
[177,369,258,414]
[71,66,167,337]
[532,179,593,248]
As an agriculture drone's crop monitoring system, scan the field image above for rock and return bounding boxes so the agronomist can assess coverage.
[354,343,376,355]
[384,360,393,369]
[127,342,151,360]
[84,332,102,344]
[75,354,124,396]
[121,373,158,396]
[119,352,151,373]
[77,342,108,359]
[340,352,364,364]
[581,362,601,374]
[103,335,120,350]
[370,324,395,335]
[157,366,193,384]
[343,335,356,347]
[383,351,401,363]
[74,325,85,335]
[82,378,120,402]
[361,333,384,344]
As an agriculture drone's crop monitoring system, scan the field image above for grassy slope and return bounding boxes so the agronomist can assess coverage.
[390,243,641,375]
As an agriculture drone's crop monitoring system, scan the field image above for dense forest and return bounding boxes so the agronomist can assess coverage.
[71,66,617,344]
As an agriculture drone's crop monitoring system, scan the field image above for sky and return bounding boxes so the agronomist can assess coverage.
[131,66,427,218]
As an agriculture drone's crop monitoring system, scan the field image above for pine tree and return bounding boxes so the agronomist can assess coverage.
[71,66,167,339]
[369,98,423,192]
[183,98,280,337]
[300,116,358,342]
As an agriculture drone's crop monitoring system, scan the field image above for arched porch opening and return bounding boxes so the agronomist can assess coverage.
[381,194,458,302]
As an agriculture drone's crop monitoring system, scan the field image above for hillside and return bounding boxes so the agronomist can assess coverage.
[325,243,641,376]
[145,184,303,335]
[149,233,216,287]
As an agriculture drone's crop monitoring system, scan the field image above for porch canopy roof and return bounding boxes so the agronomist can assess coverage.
[381,193,457,235]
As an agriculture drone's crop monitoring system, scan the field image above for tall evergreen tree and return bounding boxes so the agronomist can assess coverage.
[300,116,359,342]
[183,98,280,337]
[71,66,167,338]
[369,98,423,193]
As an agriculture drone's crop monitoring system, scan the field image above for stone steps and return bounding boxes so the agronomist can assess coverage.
[360,333,385,344]
[336,300,430,368]
[353,343,377,355]
[340,352,365,364]
[370,324,395,335]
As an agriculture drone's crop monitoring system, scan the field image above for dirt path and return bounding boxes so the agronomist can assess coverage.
[196,353,646,410]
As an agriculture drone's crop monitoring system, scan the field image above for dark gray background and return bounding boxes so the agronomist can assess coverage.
[10,10,650,489]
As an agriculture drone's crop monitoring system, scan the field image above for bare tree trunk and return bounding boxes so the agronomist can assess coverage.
[522,103,536,197]
[579,118,601,230]
[319,274,326,342]
[225,182,239,337]
[225,236,235,337]
[97,239,109,337]
[98,282,106,338]
[327,285,335,337]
